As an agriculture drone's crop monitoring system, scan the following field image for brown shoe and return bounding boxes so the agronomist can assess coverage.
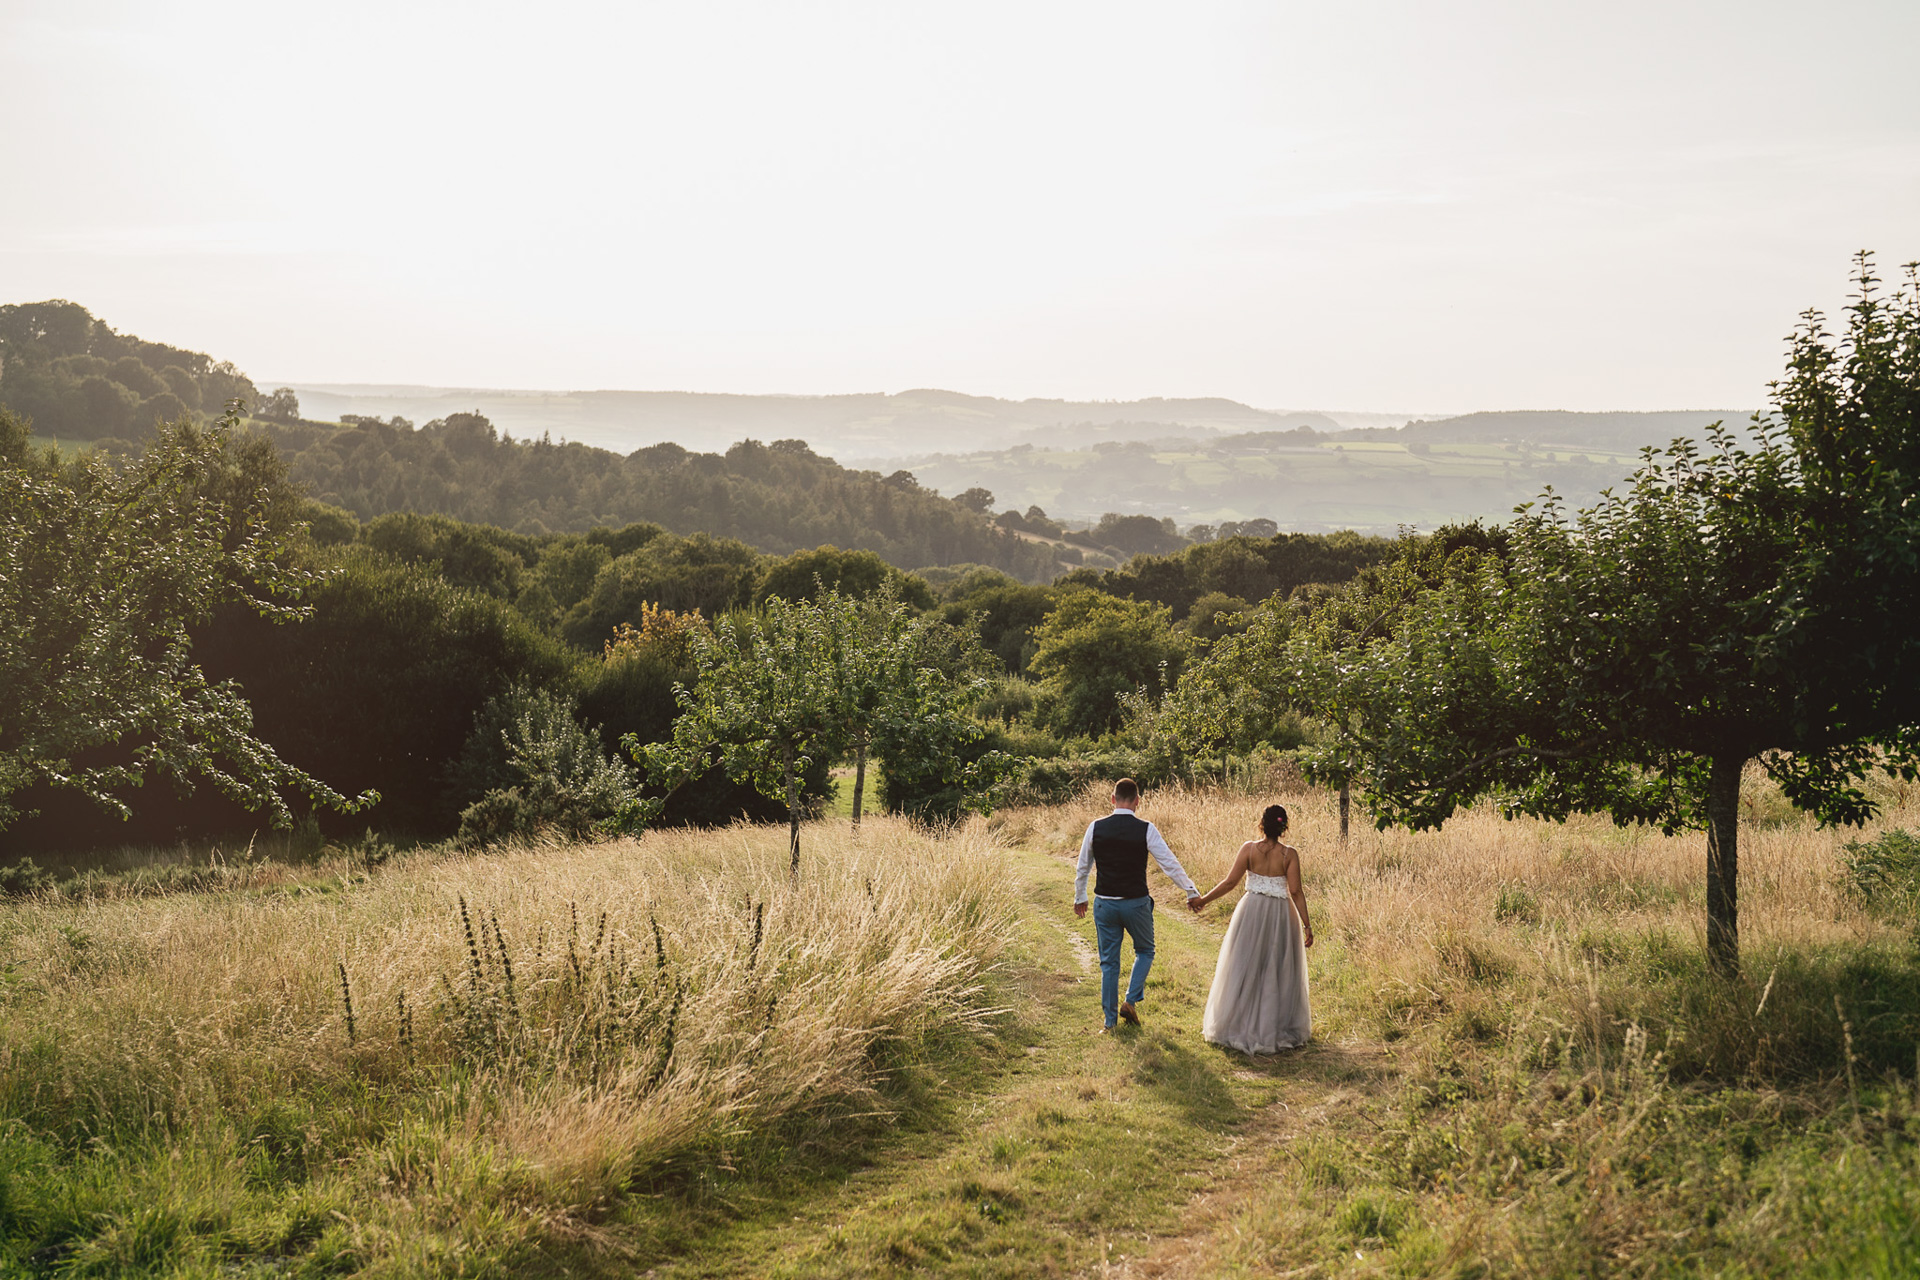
[1119,1001,1140,1025]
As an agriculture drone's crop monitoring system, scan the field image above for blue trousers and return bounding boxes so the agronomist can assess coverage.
[1092,895,1155,1027]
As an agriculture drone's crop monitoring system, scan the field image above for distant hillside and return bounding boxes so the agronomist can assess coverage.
[889,414,1754,532]
[5,300,1759,541]
[1357,409,1751,451]
[0,300,259,441]
[260,414,1067,580]
[273,383,1366,459]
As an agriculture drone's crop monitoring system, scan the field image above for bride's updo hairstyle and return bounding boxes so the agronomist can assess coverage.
[1260,804,1289,840]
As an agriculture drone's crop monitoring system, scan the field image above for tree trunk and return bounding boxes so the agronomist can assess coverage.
[783,745,801,883]
[1339,780,1351,844]
[1705,753,1744,978]
[851,736,867,829]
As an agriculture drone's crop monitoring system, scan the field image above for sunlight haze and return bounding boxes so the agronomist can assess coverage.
[4,0,1915,412]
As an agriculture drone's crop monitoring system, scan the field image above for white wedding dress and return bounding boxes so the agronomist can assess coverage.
[1202,870,1312,1054]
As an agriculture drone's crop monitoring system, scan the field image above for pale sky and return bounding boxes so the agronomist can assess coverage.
[4,0,1916,413]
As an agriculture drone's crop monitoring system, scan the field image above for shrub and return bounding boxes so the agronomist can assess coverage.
[452,685,644,845]
[579,625,823,828]
[560,532,763,649]
[0,859,53,898]
[1842,828,1920,908]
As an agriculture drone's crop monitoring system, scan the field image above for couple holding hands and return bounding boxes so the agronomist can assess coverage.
[1071,778,1313,1055]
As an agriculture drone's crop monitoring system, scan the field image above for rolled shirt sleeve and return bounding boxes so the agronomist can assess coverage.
[1145,821,1199,897]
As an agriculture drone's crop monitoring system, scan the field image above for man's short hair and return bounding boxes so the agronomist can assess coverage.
[1112,777,1139,803]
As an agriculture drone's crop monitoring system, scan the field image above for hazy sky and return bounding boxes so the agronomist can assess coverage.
[4,0,1916,413]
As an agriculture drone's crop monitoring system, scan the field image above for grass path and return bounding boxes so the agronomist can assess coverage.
[644,840,1378,1278]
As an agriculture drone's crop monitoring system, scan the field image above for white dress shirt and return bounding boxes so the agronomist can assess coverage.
[1074,808,1200,903]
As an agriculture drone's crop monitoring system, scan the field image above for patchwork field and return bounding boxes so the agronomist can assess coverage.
[899,439,1653,530]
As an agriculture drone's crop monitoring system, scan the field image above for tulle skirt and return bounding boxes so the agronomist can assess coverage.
[1202,890,1311,1054]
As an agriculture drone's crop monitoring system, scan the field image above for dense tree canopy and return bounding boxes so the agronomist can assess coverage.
[0,301,256,441]
[1029,591,1190,739]
[0,407,370,836]
[1060,529,1396,619]
[263,416,1064,581]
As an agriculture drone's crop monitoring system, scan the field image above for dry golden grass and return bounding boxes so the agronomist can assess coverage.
[989,767,1919,1076]
[989,773,1920,1277]
[995,767,1916,970]
[0,815,1016,1245]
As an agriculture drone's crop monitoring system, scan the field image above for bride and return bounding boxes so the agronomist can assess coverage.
[1194,804,1314,1054]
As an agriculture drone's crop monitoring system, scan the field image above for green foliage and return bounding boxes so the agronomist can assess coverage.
[639,590,1002,859]
[0,406,373,834]
[1771,254,1920,768]
[1842,828,1920,909]
[852,595,1009,823]
[1089,512,1186,557]
[561,531,763,648]
[1028,590,1189,738]
[637,596,851,872]
[512,533,612,628]
[757,544,936,609]
[1178,590,1252,645]
[452,684,644,845]
[267,415,1062,579]
[361,510,535,599]
[1063,528,1396,620]
[936,575,1059,675]
[183,546,577,838]
[1000,746,1174,805]
[581,622,808,827]
[0,858,54,897]
[1145,593,1300,771]
[1264,259,1920,975]
[0,300,256,439]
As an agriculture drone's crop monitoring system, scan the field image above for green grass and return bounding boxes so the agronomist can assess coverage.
[3,819,1918,1276]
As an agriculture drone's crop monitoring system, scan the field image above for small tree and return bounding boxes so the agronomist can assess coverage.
[1029,590,1190,738]
[862,606,1011,825]
[1278,435,1806,973]
[634,596,846,879]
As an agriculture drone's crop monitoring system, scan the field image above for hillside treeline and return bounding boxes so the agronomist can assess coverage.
[0,301,259,442]
[1,406,1392,852]
[1057,528,1393,618]
[263,412,1067,580]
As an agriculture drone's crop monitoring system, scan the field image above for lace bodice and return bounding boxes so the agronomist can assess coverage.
[1244,870,1290,899]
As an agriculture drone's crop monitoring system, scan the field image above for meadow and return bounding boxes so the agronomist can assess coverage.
[3,775,1918,1276]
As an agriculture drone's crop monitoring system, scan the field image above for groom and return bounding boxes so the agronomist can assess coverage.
[1073,778,1201,1032]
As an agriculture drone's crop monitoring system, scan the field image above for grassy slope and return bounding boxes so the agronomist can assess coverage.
[638,787,1920,1278]
[5,786,1920,1277]
[640,839,1290,1278]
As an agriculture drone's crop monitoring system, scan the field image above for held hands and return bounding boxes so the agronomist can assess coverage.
[1188,894,1205,914]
